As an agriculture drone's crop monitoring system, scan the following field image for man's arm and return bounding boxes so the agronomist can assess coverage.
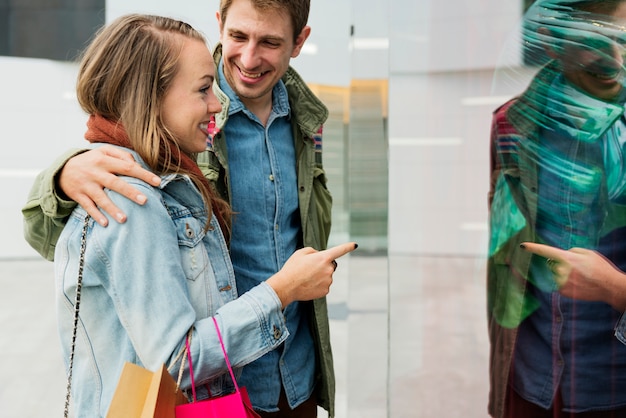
[22,145,161,261]
[22,149,85,261]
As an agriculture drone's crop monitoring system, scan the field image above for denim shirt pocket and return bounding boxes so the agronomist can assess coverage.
[173,215,208,282]
[173,214,221,318]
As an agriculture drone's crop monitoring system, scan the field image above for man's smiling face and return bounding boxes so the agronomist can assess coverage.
[217,0,309,109]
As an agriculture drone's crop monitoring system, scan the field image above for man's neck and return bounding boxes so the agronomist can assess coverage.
[242,95,273,127]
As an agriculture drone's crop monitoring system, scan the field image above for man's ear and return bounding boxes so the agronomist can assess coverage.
[538,27,560,59]
[291,26,311,58]
[216,11,224,35]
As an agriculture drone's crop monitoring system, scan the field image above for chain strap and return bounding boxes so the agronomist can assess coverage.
[173,328,192,395]
[64,215,91,418]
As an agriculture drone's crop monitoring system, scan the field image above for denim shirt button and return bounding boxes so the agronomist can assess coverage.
[273,325,282,340]
[269,174,275,181]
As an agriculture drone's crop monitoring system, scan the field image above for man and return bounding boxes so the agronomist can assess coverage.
[487,1,626,417]
[22,1,334,417]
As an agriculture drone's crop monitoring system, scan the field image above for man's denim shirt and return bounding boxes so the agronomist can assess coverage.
[218,61,316,412]
[55,148,288,417]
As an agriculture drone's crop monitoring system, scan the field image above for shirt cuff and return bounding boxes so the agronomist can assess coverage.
[240,282,288,345]
[615,312,626,345]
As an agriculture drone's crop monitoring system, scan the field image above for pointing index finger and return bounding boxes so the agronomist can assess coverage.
[320,242,358,260]
[521,242,568,261]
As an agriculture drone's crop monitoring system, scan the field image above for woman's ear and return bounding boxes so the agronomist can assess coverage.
[538,27,560,59]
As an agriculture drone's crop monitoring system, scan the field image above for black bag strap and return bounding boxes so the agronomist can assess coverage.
[64,215,90,418]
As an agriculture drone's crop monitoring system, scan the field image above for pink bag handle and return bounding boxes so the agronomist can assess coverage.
[185,317,240,402]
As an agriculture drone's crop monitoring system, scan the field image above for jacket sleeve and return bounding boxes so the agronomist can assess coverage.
[22,148,87,261]
[488,112,499,210]
[488,100,517,210]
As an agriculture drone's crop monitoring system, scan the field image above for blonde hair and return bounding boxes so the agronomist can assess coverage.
[77,14,231,235]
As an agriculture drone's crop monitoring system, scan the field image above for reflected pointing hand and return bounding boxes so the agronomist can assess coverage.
[520,242,626,309]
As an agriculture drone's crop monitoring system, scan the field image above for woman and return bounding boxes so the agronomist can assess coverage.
[55,14,355,417]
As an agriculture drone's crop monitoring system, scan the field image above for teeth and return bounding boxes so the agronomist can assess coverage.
[200,123,209,132]
[240,68,263,79]
[589,71,619,80]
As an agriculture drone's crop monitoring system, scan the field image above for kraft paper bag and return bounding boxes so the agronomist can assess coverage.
[107,362,187,418]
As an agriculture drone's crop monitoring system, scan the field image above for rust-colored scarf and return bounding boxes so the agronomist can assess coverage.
[84,114,230,239]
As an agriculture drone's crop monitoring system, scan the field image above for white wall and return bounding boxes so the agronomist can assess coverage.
[0,57,83,258]
[387,0,531,257]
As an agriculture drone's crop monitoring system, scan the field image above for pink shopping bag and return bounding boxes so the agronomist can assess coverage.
[175,317,260,418]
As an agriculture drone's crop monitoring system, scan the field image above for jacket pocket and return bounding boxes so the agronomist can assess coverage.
[174,216,208,282]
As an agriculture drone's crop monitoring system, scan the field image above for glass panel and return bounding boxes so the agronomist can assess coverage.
[313,80,390,417]
[318,2,391,417]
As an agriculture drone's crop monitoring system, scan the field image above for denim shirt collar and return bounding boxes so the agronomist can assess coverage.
[217,58,291,122]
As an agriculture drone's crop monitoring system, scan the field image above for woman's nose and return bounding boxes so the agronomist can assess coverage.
[207,92,222,114]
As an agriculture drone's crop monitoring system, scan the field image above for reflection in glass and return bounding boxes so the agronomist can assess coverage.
[488,1,626,416]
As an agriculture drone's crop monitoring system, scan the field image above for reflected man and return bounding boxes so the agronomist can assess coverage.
[488,0,626,417]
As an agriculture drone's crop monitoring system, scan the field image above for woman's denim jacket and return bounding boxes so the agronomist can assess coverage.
[55,149,288,417]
